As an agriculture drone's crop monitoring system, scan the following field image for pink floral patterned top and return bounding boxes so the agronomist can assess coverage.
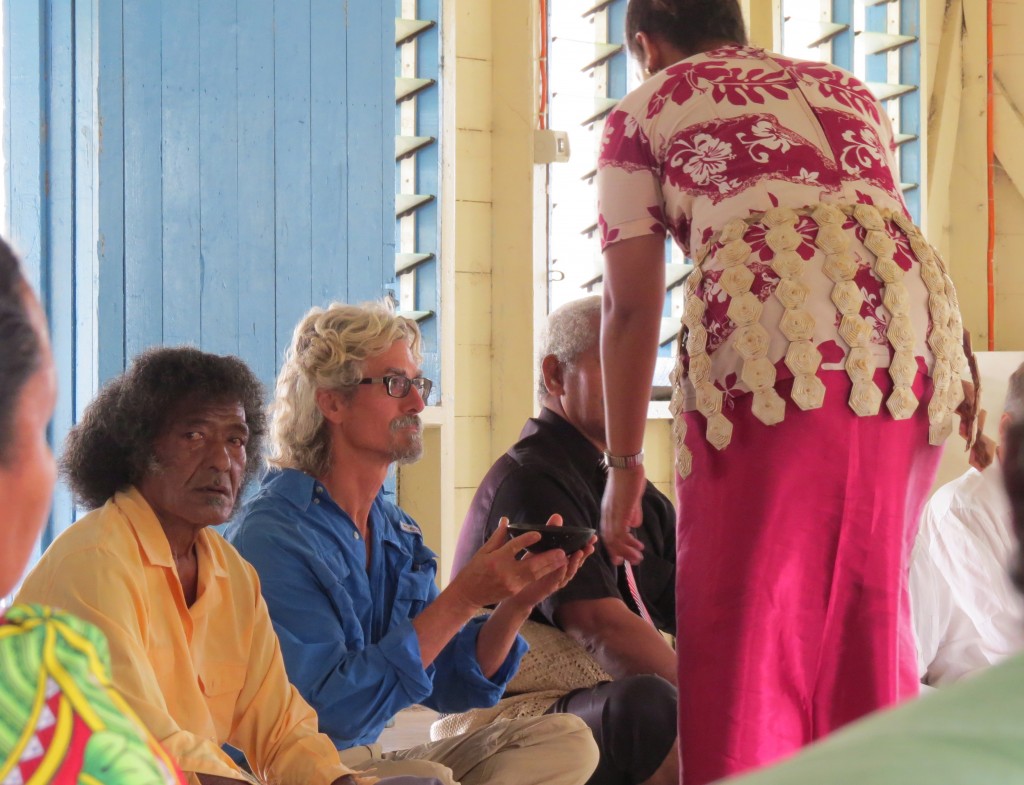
[597,45,966,476]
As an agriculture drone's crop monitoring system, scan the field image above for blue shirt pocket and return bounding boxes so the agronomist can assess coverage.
[393,556,436,620]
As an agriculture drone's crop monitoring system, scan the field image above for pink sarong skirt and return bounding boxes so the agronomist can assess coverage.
[675,369,942,785]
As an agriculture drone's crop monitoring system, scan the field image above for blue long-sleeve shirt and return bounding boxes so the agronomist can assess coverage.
[227,468,526,749]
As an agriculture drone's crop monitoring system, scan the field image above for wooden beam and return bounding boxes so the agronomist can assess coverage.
[926,0,963,242]
[993,76,1024,202]
[947,0,991,345]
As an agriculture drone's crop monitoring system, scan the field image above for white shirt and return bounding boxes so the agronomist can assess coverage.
[910,461,1024,685]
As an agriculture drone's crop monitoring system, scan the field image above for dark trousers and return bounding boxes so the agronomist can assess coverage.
[546,674,677,785]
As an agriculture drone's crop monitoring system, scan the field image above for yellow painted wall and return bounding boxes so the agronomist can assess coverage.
[488,0,546,483]
[644,418,677,506]
[450,0,496,577]
[398,0,497,582]
[740,0,780,51]
[399,427,443,555]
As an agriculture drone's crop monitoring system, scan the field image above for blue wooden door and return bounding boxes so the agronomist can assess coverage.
[95,0,395,384]
[6,0,397,545]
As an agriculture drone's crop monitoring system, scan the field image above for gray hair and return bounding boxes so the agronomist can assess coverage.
[536,296,602,407]
[1005,362,1024,422]
[269,301,422,476]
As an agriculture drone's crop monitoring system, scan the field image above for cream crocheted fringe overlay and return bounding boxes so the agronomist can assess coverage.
[670,202,966,479]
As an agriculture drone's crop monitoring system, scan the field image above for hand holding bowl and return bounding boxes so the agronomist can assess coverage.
[506,522,596,555]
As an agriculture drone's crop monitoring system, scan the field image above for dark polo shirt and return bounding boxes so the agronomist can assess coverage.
[455,408,676,634]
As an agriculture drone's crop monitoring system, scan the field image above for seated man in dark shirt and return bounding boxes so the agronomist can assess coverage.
[454,296,678,785]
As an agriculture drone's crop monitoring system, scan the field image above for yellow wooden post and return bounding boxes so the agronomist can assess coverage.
[740,0,781,51]
[490,0,546,464]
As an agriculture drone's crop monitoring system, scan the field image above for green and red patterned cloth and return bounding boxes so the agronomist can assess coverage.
[0,604,184,785]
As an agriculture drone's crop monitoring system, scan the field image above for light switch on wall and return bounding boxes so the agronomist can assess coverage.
[534,129,571,163]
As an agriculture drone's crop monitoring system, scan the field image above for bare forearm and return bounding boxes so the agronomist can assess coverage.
[410,587,478,667]
[557,599,677,684]
[474,600,532,678]
[416,520,572,670]
[602,314,660,455]
[585,622,676,684]
[601,238,666,456]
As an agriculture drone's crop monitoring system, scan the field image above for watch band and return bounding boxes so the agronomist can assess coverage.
[602,449,644,469]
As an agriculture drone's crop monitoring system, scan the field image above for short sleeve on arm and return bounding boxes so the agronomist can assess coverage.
[596,107,667,250]
[487,466,595,534]
[537,551,622,626]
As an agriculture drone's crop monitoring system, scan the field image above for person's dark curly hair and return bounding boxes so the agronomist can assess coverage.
[1004,421,1024,595]
[61,346,267,510]
[626,0,747,62]
[0,238,42,466]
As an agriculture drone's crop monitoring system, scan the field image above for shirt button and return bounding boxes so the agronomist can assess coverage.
[316,486,324,494]
[353,531,360,540]
[313,499,320,505]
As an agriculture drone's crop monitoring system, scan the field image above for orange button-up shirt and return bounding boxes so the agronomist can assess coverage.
[17,487,357,785]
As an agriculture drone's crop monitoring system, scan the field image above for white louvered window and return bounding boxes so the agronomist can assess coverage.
[396,0,442,392]
[546,0,688,400]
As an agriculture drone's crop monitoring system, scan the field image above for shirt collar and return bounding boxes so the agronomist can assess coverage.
[113,486,230,578]
[527,408,605,471]
[260,467,408,545]
[260,467,321,512]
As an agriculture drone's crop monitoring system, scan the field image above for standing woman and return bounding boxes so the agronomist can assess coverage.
[596,1,970,783]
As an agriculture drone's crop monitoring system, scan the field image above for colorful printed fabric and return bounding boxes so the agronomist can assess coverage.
[0,604,184,785]
[597,45,966,475]
[598,45,907,257]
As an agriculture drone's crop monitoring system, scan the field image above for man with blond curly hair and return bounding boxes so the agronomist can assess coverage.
[229,302,599,785]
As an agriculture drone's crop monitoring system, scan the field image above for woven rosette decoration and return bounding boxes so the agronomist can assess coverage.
[669,203,966,478]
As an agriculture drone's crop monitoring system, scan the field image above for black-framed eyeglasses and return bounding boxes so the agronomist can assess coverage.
[359,375,433,403]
